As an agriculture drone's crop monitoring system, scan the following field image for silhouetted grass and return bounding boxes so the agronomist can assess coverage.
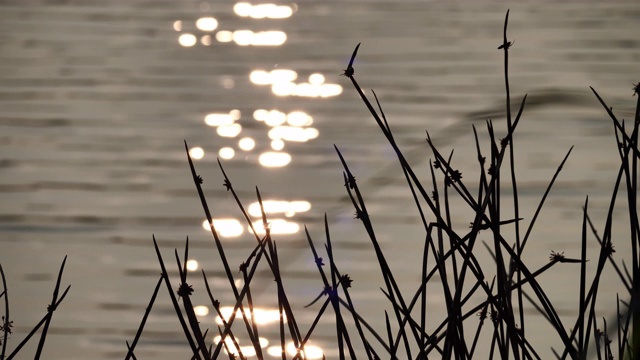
[0,11,640,360]
[3,9,635,360]
[0,257,70,360]
[114,10,640,360]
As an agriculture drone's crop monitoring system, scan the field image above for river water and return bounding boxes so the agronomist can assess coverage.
[1,1,639,359]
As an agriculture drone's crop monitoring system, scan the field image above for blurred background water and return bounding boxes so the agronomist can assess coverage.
[1,1,640,358]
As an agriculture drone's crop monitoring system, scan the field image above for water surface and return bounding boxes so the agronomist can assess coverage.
[1,1,639,358]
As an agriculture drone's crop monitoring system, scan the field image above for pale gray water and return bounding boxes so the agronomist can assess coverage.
[1,1,639,359]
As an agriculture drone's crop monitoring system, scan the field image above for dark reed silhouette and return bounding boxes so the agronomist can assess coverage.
[1,10,637,360]
[107,10,640,360]
[0,257,70,360]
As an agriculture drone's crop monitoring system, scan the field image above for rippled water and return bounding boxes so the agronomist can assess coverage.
[1,1,639,359]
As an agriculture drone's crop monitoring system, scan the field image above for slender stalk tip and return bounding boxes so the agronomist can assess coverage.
[342,43,361,77]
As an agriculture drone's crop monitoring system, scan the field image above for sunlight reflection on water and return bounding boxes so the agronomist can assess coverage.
[188,146,204,160]
[218,146,235,159]
[186,259,199,271]
[202,218,244,237]
[258,151,292,167]
[175,5,288,47]
[248,200,311,218]
[195,17,218,32]
[234,2,294,19]
[250,218,300,235]
[238,137,256,151]
[216,306,284,326]
[250,69,343,97]
[214,335,270,358]
[204,111,237,126]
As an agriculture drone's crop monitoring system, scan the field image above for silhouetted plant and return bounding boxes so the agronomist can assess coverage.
[0,258,70,360]
[120,10,638,360]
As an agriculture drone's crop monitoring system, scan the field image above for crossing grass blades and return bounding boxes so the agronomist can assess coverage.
[0,257,70,360]
[118,10,639,360]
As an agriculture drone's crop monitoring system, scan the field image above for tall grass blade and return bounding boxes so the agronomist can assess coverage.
[124,275,163,360]
[151,235,200,359]
[34,257,69,359]
[0,264,9,360]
